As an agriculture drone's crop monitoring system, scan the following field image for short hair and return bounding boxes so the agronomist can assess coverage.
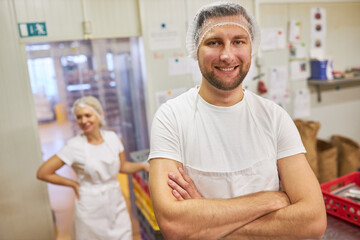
[72,96,106,127]
[195,3,253,45]
[186,1,261,59]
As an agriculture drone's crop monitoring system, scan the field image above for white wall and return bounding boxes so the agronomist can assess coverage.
[0,0,140,239]
[259,1,360,142]
[0,1,55,239]
[14,0,141,43]
[138,0,191,119]
[138,0,255,119]
[139,0,360,143]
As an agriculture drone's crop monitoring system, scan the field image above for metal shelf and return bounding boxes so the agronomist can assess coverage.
[308,77,360,102]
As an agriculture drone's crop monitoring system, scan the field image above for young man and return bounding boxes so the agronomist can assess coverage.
[148,2,326,239]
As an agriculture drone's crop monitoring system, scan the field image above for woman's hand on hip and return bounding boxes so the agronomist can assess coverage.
[72,181,80,199]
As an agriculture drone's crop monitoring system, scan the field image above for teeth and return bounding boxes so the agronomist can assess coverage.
[219,67,235,71]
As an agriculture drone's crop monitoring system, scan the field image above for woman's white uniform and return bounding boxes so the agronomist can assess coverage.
[149,87,306,199]
[57,130,132,240]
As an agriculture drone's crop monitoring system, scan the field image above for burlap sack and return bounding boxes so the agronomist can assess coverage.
[331,135,360,177]
[317,139,338,184]
[294,119,321,179]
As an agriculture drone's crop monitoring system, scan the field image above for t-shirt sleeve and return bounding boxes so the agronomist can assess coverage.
[148,104,182,163]
[111,131,124,153]
[56,139,76,166]
[276,108,306,160]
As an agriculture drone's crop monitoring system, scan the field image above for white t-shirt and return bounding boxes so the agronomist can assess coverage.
[57,130,132,240]
[149,87,306,198]
[57,130,124,187]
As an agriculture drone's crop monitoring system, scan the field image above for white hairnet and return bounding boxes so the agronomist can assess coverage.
[186,1,261,60]
[72,96,106,127]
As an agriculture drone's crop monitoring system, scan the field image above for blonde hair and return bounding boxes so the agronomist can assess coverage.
[72,96,106,127]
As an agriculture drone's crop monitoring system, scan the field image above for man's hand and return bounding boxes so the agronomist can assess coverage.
[168,167,203,200]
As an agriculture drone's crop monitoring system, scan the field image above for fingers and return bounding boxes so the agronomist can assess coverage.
[168,171,190,193]
[75,191,80,200]
[178,167,193,184]
[168,168,203,199]
[168,179,191,199]
[74,188,80,200]
[143,163,150,172]
[178,167,203,199]
[73,182,80,200]
[172,189,184,200]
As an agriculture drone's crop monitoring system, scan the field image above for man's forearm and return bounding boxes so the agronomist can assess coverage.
[223,200,326,240]
[223,154,327,240]
[152,191,289,240]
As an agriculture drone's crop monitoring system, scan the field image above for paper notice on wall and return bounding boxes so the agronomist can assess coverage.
[290,60,309,80]
[268,89,290,109]
[149,28,181,51]
[288,20,302,42]
[268,66,287,92]
[289,42,307,59]
[156,88,187,108]
[261,28,286,51]
[310,8,326,51]
[168,57,190,76]
[293,89,310,118]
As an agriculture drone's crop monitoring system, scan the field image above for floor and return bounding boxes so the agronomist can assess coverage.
[38,120,141,240]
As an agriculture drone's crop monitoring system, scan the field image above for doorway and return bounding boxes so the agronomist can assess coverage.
[27,37,149,240]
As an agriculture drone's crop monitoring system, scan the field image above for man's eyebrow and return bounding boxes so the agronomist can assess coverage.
[205,34,249,40]
[204,37,222,42]
[233,34,249,39]
[202,34,250,43]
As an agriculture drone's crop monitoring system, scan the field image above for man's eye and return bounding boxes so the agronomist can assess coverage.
[209,41,219,46]
[234,40,243,45]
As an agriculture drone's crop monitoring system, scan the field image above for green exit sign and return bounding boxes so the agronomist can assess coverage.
[18,22,47,38]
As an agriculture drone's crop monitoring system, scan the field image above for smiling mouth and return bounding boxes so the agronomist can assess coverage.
[83,124,91,129]
[216,66,238,71]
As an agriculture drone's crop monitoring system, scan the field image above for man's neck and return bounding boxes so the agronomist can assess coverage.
[198,81,244,107]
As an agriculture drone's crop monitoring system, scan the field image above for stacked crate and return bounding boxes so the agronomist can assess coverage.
[133,173,164,240]
[130,149,164,240]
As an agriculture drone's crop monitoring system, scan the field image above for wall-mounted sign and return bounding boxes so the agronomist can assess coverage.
[18,22,47,38]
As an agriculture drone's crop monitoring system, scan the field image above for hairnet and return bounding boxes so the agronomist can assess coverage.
[72,96,106,128]
[186,1,261,60]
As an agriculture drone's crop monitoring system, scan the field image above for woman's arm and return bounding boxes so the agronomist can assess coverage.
[118,151,149,174]
[36,155,80,199]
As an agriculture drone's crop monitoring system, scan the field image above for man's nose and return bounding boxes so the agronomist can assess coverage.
[219,44,234,62]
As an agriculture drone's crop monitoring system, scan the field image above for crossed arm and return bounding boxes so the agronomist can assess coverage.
[149,153,327,240]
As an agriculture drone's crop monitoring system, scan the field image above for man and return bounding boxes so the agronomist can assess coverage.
[148,2,326,240]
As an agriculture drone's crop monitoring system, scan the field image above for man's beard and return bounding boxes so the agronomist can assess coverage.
[201,67,248,91]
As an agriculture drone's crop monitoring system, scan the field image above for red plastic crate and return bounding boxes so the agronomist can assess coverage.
[321,171,360,226]
[133,172,150,197]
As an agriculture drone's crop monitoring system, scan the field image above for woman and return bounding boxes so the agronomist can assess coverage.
[37,96,149,240]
